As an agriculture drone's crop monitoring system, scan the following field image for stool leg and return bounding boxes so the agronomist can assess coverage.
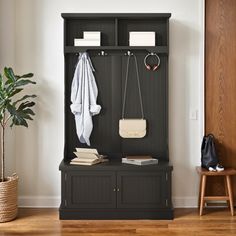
[200,175,206,216]
[198,175,203,208]
[224,177,229,207]
[226,175,234,216]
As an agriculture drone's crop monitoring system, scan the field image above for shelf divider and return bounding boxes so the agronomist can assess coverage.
[115,18,119,46]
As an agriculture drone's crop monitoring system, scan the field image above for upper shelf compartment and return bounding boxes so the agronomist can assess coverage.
[117,18,168,46]
[64,18,116,46]
[62,13,171,52]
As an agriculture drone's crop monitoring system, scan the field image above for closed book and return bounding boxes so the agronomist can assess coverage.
[126,155,152,160]
[122,158,158,166]
[70,158,101,166]
[71,157,98,162]
[75,148,98,154]
[73,152,99,159]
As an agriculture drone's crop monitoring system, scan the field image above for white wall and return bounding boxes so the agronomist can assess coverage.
[1,0,204,207]
[0,0,16,177]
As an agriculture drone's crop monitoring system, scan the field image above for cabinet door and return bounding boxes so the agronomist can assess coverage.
[117,171,167,208]
[66,171,116,208]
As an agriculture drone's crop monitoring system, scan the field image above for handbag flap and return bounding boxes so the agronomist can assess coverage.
[119,119,146,131]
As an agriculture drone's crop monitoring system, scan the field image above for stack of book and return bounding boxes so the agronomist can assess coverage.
[70,148,107,166]
[74,31,101,46]
[122,156,158,166]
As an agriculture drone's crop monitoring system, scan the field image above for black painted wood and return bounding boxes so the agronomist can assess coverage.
[60,13,173,220]
[64,53,169,160]
[63,14,170,161]
[117,171,166,208]
[66,171,116,209]
[59,207,174,220]
[59,159,173,171]
[61,13,171,20]
[60,160,173,219]
[64,46,169,54]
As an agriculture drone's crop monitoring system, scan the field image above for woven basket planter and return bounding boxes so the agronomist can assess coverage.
[0,174,18,223]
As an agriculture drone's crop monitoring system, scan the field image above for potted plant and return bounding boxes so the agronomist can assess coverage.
[0,67,36,222]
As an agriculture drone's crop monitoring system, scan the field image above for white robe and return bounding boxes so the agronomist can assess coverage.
[70,53,101,146]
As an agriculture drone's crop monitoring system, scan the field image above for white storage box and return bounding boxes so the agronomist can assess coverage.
[74,38,101,46]
[83,31,101,40]
[129,32,155,46]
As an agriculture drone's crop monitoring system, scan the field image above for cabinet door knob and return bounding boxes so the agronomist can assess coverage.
[117,188,120,192]
[113,188,116,192]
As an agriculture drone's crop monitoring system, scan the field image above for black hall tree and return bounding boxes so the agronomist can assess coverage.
[59,13,173,219]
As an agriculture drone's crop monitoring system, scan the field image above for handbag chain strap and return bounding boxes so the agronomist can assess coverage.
[122,54,144,119]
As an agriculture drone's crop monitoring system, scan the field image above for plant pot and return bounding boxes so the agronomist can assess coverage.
[0,174,18,223]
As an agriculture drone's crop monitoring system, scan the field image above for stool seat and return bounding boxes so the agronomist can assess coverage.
[196,166,236,216]
[196,167,236,176]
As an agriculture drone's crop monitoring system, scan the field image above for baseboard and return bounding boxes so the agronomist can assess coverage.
[18,196,198,208]
[18,196,61,208]
[173,197,198,208]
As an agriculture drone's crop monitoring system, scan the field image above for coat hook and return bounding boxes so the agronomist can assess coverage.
[98,50,107,56]
[125,50,133,56]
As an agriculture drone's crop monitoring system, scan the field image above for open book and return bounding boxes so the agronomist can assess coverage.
[70,148,107,166]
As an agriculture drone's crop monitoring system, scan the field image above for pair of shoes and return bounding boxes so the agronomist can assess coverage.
[208,164,224,172]
[208,166,216,172]
[216,164,224,171]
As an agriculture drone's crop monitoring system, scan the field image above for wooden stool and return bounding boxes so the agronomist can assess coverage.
[196,167,236,216]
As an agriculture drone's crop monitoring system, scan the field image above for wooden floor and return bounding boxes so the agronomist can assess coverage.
[0,208,236,236]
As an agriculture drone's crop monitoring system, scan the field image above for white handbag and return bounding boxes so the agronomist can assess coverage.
[119,119,146,138]
[119,54,147,138]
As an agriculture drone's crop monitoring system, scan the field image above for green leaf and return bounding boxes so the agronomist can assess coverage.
[8,88,23,98]
[4,67,16,83]
[23,108,35,116]
[23,114,33,120]
[0,74,3,89]
[18,73,34,79]
[15,79,36,87]
[0,99,5,106]
[6,103,16,115]
[11,116,28,127]
[5,83,14,95]
[13,94,36,106]
[0,90,5,99]
[5,79,12,85]
[18,101,35,110]
[20,119,28,127]
[8,103,34,128]
[1,67,36,128]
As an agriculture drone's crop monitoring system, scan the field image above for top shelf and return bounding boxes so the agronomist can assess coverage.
[61,13,171,19]
[63,13,170,52]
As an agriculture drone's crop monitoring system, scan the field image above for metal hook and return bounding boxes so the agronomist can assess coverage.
[98,50,107,56]
[125,50,133,56]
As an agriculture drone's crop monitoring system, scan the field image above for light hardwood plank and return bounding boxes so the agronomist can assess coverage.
[0,208,236,236]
